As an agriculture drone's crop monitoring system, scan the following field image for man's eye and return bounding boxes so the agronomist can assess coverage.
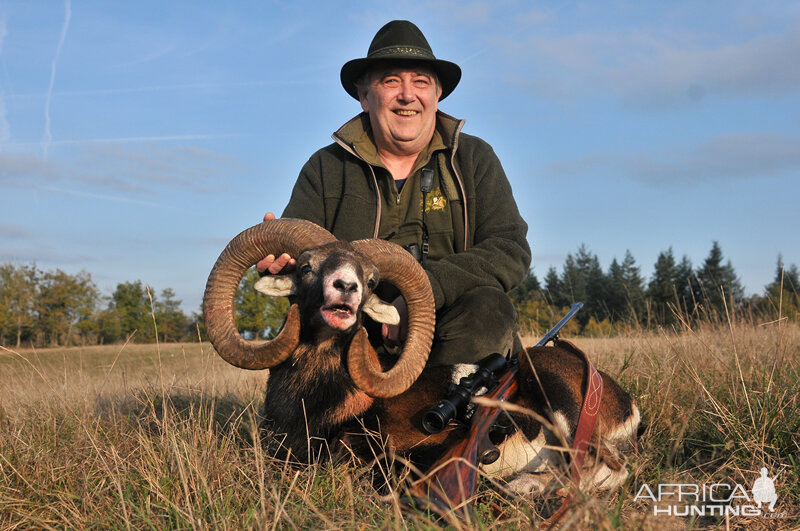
[301,264,312,275]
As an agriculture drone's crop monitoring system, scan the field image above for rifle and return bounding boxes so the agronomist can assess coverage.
[405,303,587,518]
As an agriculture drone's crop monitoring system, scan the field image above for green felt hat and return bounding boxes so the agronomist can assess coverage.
[340,20,461,101]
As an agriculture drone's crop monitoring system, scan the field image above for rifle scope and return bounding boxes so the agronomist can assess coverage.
[421,353,508,434]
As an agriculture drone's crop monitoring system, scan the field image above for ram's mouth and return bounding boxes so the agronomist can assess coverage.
[320,303,357,330]
[323,303,354,316]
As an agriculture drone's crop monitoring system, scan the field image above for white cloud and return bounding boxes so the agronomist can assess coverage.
[544,133,800,185]
[497,22,800,109]
[0,223,33,240]
[0,142,247,197]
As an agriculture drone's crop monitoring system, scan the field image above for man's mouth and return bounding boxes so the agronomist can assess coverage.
[394,109,419,116]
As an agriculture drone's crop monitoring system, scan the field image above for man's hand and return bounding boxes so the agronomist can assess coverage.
[382,295,408,347]
[256,212,296,274]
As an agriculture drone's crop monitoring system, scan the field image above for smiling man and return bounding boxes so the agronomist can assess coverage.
[260,20,531,365]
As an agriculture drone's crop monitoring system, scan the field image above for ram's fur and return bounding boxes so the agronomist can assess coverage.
[203,219,640,497]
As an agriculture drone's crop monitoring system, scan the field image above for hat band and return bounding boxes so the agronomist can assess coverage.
[368,45,436,60]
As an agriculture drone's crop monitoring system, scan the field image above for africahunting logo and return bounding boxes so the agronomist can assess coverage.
[635,467,788,519]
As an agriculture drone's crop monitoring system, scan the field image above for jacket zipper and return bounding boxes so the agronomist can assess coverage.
[332,115,469,247]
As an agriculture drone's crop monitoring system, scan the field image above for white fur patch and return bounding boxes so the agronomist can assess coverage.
[362,295,400,325]
[504,472,551,495]
[581,462,629,492]
[450,364,478,386]
[551,411,573,445]
[323,264,362,307]
[604,403,641,443]
[254,275,294,296]
[481,430,554,477]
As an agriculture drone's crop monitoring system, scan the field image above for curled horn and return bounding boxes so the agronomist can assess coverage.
[203,219,336,370]
[348,240,435,398]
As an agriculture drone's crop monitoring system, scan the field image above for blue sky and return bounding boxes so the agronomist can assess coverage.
[1,1,798,312]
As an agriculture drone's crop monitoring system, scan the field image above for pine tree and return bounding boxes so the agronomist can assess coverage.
[763,254,800,320]
[544,266,565,307]
[675,255,695,319]
[621,250,645,323]
[648,248,679,325]
[605,259,627,321]
[695,241,744,320]
[561,245,605,325]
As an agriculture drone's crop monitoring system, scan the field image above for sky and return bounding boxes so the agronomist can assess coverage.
[1,1,798,313]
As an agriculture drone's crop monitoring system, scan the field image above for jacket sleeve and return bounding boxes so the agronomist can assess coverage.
[424,138,531,310]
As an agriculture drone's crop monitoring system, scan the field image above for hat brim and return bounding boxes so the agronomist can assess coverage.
[340,57,461,101]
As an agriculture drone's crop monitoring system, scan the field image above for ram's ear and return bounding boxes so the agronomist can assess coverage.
[362,294,400,325]
[254,275,295,297]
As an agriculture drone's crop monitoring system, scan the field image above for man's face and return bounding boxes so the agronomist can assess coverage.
[358,65,442,158]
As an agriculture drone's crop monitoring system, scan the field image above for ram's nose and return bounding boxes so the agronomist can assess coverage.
[333,278,359,295]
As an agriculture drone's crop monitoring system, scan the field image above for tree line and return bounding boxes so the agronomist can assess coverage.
[510,242,799,335]
[1,241,798,347]
[0,264,194,348]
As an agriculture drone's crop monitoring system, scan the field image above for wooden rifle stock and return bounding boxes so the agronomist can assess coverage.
[407,364,518,515]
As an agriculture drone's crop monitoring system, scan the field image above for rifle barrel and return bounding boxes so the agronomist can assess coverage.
[536,302,583,347]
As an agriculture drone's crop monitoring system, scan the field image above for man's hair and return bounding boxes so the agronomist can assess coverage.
[354,60,441,98]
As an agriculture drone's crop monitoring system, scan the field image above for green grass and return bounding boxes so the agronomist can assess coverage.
[1,319,799,529]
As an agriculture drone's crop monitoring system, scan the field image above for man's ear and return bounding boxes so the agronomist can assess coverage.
[359,89,370,113]
[254,275,295,297]
[362,294,400,325]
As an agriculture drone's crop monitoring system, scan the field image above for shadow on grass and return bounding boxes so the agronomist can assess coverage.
[94,388,263,447]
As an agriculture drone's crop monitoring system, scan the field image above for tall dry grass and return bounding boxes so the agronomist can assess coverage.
[1,317,798,529]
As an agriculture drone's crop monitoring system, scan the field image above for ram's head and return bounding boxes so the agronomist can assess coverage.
[203,219,435,398]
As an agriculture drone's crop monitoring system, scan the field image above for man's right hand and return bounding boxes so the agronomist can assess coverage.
[256,212,296,274]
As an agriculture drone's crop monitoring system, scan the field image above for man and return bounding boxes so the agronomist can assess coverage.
[258,20,530,365]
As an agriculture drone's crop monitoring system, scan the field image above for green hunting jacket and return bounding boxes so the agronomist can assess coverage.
[282,111,531,310]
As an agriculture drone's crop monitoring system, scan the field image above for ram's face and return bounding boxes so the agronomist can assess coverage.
[254,242,399,338]
[297,247,378,332]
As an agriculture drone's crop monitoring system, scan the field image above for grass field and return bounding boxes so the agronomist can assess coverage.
[1,319,798,529]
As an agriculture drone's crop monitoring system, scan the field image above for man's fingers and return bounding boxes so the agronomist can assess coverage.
[256,254,275,273]
[256,252,295,274]
[263,212,276,222]
[268,253,294,274]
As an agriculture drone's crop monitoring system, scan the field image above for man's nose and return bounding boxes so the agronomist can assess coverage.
[398,79,417,102]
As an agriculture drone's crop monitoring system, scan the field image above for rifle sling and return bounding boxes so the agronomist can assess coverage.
[543,338,604,527]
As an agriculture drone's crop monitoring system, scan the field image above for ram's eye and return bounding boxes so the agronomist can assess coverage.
[367,278,376,290]
[300,264,313,275]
